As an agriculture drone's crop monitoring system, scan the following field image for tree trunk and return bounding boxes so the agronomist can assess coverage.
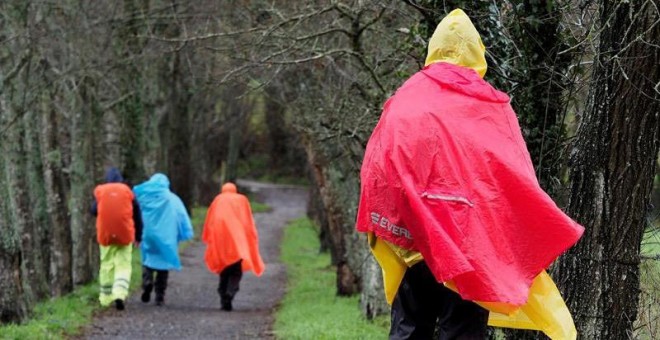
[303,140,363,295]
[69,80,99,285]
[22,109,51,300]
[225,121,241,184]
[119,91,146,183]
[0,236,27,323]
[360,254,388,318]
[552,1,660,339]
[1,82,50,313]
[117,0,148,184]
[224,85,249,184]
[307,175,334,255]
[39,94,73,297]
[0,98,30,323]
[166,52,193,211]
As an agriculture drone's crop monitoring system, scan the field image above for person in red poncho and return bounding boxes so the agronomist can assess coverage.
[202,182,265,311]
[356,9,584,340]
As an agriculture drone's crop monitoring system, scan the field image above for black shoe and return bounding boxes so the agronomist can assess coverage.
[155,295,164,306]
[114,299,125,311]
[141,290,151,303]
[221,301,232,311]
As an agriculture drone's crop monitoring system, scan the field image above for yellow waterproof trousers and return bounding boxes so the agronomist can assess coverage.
[99,244,132,306]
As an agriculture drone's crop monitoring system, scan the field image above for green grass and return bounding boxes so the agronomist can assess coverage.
[0,247,143,340]
[236,154,310,186]
[275,218,389,339]
[0,285,97,339]
[635,231,660,339]
[188,206,209,242]
[251,200,271,213]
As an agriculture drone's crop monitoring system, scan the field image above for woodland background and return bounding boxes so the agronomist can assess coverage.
[0,1,658,339]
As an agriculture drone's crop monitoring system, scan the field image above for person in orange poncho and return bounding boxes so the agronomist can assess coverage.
[356,8,583,340]
[202,182,265,311]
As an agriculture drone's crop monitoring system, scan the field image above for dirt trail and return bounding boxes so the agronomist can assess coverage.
[79,180,308,339]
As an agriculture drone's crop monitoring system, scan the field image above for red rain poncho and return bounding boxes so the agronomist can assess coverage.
[356,61,584,306]
[202,183,265,276]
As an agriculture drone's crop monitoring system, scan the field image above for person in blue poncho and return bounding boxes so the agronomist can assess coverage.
[133,173,194,306]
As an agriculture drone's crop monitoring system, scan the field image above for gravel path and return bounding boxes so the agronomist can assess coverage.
[79,180,309,339]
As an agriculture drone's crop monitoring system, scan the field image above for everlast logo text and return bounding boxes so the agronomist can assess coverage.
[370,212,413,240]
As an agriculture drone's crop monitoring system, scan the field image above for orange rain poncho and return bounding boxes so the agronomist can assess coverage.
[202,183,265,276]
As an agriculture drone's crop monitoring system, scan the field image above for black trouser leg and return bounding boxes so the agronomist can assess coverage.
[218,260,243,310]
[142,266,154,295]
[154,270,169,303]
[389,262,488,340]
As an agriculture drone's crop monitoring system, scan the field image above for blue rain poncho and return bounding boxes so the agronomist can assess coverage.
[134,173,193,271]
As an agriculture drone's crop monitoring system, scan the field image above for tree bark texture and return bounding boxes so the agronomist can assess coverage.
[0,99,30,323]
[69,80,99,285]
[307,176,334,256]
[1,101,37,309]
[117,0,149,184]
[166,52,193,212]
[302,136,364,296]
[22,109,51,300]
[223,85,250,185]
[39,94,73,297]
[553,1,660,339]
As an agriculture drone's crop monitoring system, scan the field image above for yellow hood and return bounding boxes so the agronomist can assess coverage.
[425,9,487,78]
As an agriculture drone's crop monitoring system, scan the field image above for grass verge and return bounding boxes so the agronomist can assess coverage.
[0,246,142,340]
[274,217,389,339]
[635,233,660,339]
[251,200,271,213]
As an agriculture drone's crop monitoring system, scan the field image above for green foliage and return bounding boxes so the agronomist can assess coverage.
[189,206,209,241]
[275,218,389,339]
[0,247,143,339]
[250,200,272,213]
[237,155,309,186]
[636,237,660,338]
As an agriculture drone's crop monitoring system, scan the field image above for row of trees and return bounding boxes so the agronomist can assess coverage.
[0,0,308,323]
[1,0,658,338]
[229,1,659,338]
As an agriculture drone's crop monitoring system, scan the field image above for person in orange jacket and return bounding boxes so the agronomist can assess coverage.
[202,182,265,311]
[91,167,143,311]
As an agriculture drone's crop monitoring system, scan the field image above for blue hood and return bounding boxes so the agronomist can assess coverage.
[133,173,193,270]
[105,167,124,183]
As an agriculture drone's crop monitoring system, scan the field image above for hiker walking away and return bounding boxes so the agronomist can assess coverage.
[133,173,193,306]
[92,167,143,311]
[202,182,265,311]
[356,9,584,340]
